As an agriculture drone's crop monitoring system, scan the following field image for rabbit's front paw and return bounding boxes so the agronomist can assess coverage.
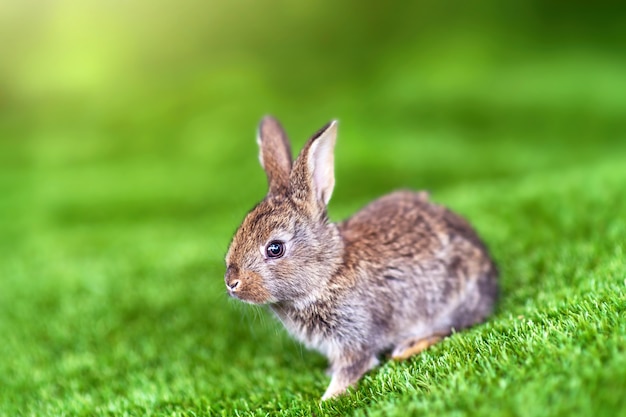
[321,354,378,400]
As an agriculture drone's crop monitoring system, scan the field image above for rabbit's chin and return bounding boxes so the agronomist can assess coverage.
[230,285,319,307]
[228,286,276,305]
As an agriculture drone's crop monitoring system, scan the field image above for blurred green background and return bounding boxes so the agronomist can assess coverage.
[2,0,625,252]
[1,1,625,415]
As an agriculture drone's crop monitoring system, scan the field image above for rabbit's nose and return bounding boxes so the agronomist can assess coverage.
[225,265,241,292]
[227,280,241,291]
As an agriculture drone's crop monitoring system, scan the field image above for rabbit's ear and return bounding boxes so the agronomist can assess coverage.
[257,116,293,193]
[291,120,338,207]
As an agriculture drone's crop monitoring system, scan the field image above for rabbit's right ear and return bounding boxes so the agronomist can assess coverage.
[257,116,293,194]
[290,120,338,209]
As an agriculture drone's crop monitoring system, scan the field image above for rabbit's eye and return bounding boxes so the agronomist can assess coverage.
[266,241,285,259]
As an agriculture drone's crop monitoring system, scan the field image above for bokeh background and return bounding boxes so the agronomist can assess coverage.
[1,0,625,232]
[1,0,625,415]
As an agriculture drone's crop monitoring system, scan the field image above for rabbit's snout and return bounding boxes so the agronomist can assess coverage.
[224,265,241,292]
[224,265,272,304]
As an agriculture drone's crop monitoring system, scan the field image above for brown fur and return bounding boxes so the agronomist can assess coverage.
[224,117,498,400]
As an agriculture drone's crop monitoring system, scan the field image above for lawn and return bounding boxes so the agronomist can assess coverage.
[1,2,626,416]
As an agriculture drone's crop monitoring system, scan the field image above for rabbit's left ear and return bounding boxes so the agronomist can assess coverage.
[291,120,338,207]
[257,116,293,194]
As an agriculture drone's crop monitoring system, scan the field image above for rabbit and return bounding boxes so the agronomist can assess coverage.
[224,116,498,400]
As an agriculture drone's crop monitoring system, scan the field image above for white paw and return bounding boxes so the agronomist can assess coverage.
[321,375,347,401]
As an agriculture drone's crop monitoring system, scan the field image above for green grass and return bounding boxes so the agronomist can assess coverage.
[2,125,625,416]
[2,2,626,416]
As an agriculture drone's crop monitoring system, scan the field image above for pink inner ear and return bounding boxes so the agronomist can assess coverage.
[314,155,334,204]
[309,123,337,205]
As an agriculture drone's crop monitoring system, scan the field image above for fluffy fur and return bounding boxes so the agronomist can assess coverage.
[224,117,498,400]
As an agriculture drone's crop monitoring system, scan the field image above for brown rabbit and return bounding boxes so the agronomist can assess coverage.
[224,117,498,400]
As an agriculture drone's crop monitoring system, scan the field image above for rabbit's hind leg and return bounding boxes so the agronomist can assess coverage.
[390,334,447,361]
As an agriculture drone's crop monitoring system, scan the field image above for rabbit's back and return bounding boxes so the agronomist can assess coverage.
[337,190,497,340]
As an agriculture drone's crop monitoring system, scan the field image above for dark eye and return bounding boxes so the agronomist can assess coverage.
[265,241,285,259]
